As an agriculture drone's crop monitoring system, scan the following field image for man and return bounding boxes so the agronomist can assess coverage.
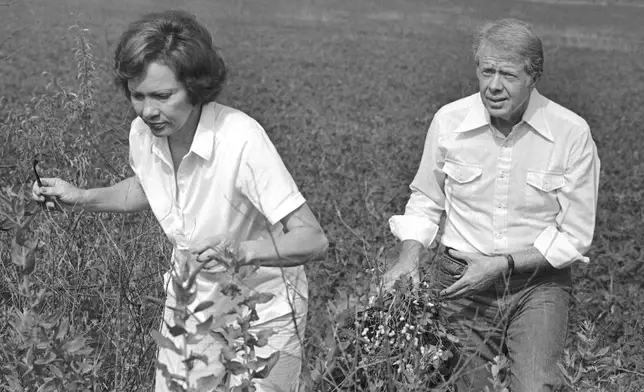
[385,18,600,391]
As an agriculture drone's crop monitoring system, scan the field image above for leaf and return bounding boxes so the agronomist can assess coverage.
[34,352,57,365]
[220,345,237,361]
[62,337,87,353]
[196,374,221,391]
[21,244,37,275]
[220,283,242,298]
[55,317,69,340]
[71,361,93,374]
[596,346,610,357]
[196,315,214,335]
[491,364,500,378]
[194,300,215,313]
[10,239,24,267]
[143,295,166,308]
[48,364,64,378]
[225,360,247,376]
[150,330,182,355]
[252,351,280,379]
[445,333,460,343]
[255,328,276,347]
[242,292,275,309]
[183,353,209,368]
[165,323,187,337]
[36,378,57,392]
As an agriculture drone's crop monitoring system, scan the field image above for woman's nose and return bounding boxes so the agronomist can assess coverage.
[142,98,160,119]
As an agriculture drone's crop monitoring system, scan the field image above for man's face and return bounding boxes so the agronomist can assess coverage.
[476,44,536,126]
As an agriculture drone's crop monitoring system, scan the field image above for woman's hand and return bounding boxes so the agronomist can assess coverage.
[191,235,251,272]
[32,178,86,211]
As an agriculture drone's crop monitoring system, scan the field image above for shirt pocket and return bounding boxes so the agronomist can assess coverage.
[524,170,565,213]
[443,159,483,199]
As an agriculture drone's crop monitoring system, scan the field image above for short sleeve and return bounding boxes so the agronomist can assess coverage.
[235,123,305,225]
[128,119,144,180]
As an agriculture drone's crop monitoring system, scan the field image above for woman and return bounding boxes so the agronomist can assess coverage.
[32,10,328,391]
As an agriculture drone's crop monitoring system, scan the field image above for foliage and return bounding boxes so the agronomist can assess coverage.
[329,279,459,390]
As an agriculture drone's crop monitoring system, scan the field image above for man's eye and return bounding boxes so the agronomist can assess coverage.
[157,94,172,100]
[131,94,143,100]
[481,69,494,77]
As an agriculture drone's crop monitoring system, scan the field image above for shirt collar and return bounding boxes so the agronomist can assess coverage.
[149,102,218,162]
[454,89,554,142]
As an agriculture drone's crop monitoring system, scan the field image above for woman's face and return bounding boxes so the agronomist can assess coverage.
[127,61,201,140]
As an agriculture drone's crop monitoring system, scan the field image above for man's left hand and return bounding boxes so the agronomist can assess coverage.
[440,249,508,300]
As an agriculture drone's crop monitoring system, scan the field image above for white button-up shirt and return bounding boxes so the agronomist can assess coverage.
[389,90,600,268]
[129,102,307,321]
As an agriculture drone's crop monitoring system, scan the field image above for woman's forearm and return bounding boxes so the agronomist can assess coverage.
[82,176,149,213]
[240,226,328,267]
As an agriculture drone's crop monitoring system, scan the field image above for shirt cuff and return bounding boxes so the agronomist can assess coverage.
[388,215,439,248]
[533,225,589,269]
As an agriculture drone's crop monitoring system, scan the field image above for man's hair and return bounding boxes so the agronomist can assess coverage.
[472,18,544,79]
[113,9,227,105]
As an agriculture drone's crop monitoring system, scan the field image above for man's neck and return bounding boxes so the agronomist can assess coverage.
[491,116,519,137]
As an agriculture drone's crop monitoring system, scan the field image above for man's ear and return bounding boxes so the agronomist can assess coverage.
[529,73,541,89]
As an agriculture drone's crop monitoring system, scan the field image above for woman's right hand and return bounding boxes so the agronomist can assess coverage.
[32,178,86,211]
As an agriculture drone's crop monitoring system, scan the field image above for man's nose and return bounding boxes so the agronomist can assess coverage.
[142,98,159,119]
[489,73,503,91]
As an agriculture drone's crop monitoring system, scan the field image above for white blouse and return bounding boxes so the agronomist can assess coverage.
[129,102,307,322]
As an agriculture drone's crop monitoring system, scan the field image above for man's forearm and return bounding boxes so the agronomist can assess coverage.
[399,239,425,269]
[83,176,149,213]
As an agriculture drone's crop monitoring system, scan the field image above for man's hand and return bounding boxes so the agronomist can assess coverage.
[440,249,507,300]
[380,240,424,292]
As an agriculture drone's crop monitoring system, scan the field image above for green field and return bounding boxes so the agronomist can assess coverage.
[1,0,644,390]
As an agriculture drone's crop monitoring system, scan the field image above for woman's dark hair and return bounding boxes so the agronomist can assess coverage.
[113,9,227,105]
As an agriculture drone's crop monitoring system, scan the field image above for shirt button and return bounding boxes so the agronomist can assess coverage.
[496,233,503,239]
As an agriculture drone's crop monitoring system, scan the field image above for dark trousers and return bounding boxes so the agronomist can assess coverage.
[432,248,571,392]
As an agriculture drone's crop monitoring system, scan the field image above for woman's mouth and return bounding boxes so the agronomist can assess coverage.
[148,122,166,131]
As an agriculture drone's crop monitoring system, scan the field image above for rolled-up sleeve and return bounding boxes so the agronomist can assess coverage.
[534,126,600,268]
[389,116,446,248]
